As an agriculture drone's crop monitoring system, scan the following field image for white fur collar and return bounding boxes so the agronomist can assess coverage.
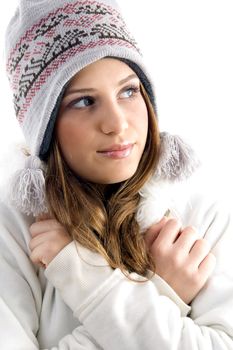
[136,174,196,233]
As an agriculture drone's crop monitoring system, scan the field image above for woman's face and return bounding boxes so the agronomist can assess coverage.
[56,58,148,184]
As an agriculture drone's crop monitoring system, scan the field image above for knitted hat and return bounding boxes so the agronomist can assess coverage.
[5,0,199,216]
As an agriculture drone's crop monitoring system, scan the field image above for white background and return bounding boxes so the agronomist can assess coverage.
[0,1,233,196]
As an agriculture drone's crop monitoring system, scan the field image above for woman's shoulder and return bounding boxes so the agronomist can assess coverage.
[176,169,231,230]
[0,198,34,253]
[0,196,33,225]
[0,144,34,235]
[137,166,232,240]
[167,171,232,259]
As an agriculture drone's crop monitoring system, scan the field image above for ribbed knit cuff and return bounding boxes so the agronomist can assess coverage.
[44,241,114,313]
[151,273,191,316]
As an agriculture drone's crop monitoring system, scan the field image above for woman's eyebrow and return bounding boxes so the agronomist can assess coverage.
[64,73,139,97]
[118,73,138,86]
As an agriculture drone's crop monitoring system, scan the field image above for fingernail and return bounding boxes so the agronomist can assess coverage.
[164,209,171,217]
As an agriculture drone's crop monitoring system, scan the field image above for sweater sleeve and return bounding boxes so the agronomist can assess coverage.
[0,203,102,350]
[44,195,233,350]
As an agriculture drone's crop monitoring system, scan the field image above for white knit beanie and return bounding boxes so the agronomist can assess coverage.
[5,0,199,216]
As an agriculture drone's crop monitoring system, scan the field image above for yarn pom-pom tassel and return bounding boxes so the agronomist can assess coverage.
[156,132,201,182]
[9,155,48,216]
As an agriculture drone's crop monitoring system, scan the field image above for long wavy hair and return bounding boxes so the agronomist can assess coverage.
[45,83,160,277]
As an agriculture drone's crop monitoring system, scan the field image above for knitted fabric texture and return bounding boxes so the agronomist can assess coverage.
[5,0,156,157]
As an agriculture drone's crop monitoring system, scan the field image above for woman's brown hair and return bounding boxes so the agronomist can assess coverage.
[45,83,160,277]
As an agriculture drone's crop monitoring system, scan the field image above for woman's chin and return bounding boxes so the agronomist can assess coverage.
[93,170,137,185]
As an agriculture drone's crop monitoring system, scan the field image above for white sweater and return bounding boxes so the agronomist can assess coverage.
[0,174,233,349]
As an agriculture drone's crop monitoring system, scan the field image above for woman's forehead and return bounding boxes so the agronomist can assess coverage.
[66,58,138,89]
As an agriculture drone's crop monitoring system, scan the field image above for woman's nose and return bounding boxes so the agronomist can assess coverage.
[100,101,129,135]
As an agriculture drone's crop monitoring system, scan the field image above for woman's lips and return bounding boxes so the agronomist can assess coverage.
[97,143,134,159]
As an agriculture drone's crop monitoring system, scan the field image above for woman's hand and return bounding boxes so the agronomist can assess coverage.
[144,217,216,304]
[29,214,72,268]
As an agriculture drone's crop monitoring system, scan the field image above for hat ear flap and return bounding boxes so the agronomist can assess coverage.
[156,132,201,181]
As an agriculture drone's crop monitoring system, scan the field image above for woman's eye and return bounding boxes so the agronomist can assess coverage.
[120,86,140,99]
[70,96,94,109]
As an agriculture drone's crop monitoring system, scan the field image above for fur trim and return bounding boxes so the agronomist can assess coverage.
[136,133,200,232]
[136,179,184,232]
[156,132,201,181]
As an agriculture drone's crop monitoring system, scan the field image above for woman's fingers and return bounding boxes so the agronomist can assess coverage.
[144,217,169,247]
[174,226,199,254]
[189,239,212,266]
[30,218,62,238]
[35,212,52,222]
[29,227,72,268]
[29,231,51,251]
[198,252,216,281]
[153,218,182,247]
[146,216,216,304]
[29,242,47,266]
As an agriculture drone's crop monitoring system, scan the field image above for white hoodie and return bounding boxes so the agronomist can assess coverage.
[0,171,232,349]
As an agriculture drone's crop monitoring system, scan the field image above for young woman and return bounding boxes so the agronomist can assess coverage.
[1,0,233,349]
